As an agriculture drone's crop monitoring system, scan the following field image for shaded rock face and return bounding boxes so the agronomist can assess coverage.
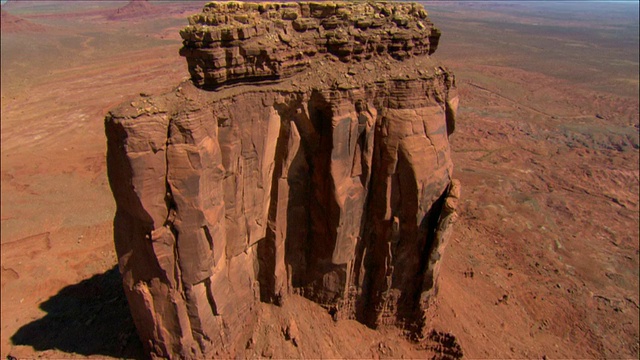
[105,2,460,358]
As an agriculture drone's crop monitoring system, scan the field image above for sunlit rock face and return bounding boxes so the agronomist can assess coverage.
[105,2,460,358]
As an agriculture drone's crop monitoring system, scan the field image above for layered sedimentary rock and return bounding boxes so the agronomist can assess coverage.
[179,1,441,87]
[106,2,460,358]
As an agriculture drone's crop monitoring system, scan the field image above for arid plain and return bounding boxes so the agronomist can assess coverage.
[1,1,638,358]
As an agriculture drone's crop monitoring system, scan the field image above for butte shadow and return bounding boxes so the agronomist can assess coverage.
[10,266,144,359]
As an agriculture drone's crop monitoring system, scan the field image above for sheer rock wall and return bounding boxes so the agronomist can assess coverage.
[105,2,460,358]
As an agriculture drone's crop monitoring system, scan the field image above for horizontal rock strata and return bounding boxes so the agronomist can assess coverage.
[105,2,460,358]
[179,1,440,88]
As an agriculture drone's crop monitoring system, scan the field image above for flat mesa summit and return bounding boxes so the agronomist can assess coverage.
[105,1,461,358]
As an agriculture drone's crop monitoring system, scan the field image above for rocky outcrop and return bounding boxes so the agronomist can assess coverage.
[105,2,460,358]
[179,1,440,88]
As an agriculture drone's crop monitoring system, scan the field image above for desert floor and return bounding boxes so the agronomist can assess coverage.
[1,1,638,359]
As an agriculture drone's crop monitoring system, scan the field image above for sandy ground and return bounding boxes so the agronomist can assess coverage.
[1,1,638,359]
[427,4,639,357]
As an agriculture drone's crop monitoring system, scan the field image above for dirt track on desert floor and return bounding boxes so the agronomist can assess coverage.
[1,1,638,359]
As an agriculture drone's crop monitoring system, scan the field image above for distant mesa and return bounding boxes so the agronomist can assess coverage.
[0,9,45,33]
[107,0,160,21]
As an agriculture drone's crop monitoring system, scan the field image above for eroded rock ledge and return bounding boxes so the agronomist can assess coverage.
[106,2,460,358]
[179,1,441,88]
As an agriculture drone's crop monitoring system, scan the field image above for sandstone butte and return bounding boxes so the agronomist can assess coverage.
[105,1,461,358]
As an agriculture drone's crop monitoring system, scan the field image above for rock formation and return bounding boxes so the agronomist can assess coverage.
[107,0,159,21]
[105,1,460,358]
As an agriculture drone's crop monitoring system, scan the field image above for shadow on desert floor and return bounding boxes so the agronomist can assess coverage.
[11,266,145,359]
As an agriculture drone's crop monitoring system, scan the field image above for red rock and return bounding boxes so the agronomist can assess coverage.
[105,2,461,358]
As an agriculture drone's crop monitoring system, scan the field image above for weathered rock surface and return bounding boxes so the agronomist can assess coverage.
[179,1,441,88]
[105,2,460,358]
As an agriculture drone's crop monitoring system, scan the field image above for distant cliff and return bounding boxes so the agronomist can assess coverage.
[105,2,460,358]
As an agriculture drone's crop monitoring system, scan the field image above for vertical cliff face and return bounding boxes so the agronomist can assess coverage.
[105,2,460,358]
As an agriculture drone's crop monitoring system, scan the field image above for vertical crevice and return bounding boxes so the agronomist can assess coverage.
[417,187,448,295]
[257,100,290,304]
[391,144,423,328]
[204,278,219,316]
[164,115,183,293]
[355,108,388,328]
[406,187,449,335]
[302,90,345,304]
[202,226,214,253]
[284,98,312,291]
